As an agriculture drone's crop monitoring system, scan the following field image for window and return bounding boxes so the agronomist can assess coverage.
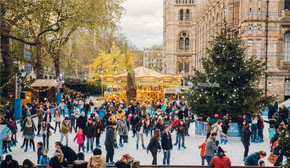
[180,9,184,20]
[178,58,184,73]
[285,0,290,10]
[179,37,184,49]
[185,38,190,50]
[185,58,189,72]
[186,9,190,20]
[178,32,190,51]
[283,32,290,62]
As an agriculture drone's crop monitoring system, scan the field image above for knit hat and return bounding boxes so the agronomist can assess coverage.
[214,114,219,118]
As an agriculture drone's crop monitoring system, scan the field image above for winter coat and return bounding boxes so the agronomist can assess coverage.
[61,145,77,164]
[39,156,50,165]
[258,119,264,129]
[161,132,173,150]
[269,128,276,140]
[133,123,146,133]
[95,123,103,135]
[22,121,36,136]
[198,142,206,157]
[245,152,260,166]
[211,124,223,141]
[44,113,52,122]
[172,123,187,135]
[87,155,106,168]
[72,160,88,168]
[85,123,96,138]
[155,123,164,132]
[117,119,128,136]
[210,156,231,168]
[77,116,87,130]
[0,160,19,168]
[37,110,44,123]
[147,138,161,153]
[105,126,115,146]
[130,117,140,127]
[163,119,171,127]
[205,137,218,156]
[61,121,71,134]
[49,156,68,168]
[242,129,251,144]
[74,132,85,145]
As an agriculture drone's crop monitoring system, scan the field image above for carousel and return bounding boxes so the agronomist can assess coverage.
[101,66,182,104]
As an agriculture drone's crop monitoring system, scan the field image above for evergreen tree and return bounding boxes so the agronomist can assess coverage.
[186,28,273,119]
[279,129,290,168]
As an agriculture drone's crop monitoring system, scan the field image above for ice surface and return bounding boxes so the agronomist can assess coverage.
[7,119,273,166]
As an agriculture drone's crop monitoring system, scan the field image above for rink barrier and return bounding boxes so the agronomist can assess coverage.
[195,121,242,137]
[18,165,279,168]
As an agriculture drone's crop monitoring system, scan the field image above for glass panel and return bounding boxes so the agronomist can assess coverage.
[185,58,189,72]
[180,10,183,20]
[185,38,190,50]
[178,58,183,73]
[179,38,184,49]
[186,10,190,20]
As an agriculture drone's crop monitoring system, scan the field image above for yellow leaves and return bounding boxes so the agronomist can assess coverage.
[85,42,136,81]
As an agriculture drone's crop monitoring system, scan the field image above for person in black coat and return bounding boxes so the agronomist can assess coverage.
[76,112,87,130]
[43,110,52,123]
[130,113,140,138]
[242,125,251,161]
[105,123,117,164]
[55,142,77,164]
[84,118,96,153]
[161,125,173,165]
[147,129,161,165]
[73,153,88,168]
[0,155,19,168]
[245,151,267,166]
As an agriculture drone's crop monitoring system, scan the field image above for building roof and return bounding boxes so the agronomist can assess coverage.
[116,66,165,78]
[30,79,58,88]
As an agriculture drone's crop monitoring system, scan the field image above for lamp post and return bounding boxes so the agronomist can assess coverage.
[265,0,269,96]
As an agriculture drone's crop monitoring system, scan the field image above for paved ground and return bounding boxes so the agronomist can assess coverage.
[7,118,275,166]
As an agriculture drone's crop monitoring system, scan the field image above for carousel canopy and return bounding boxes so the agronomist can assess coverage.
[101,66,182,87]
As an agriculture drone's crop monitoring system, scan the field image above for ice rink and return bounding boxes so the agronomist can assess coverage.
[7,119,273,166]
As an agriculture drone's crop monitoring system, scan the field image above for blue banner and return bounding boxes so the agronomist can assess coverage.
[14,99,22,120]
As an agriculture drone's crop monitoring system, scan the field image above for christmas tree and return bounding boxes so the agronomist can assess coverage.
[186,28,273,119]
[279,129,290,168]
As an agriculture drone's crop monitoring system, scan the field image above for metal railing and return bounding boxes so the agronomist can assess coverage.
[18,165,278,168]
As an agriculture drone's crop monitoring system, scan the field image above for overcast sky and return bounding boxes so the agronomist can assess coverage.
[119,0,163,49]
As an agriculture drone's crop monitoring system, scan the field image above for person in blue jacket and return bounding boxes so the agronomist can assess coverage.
[245,151,267,166]
[39,149,50,165]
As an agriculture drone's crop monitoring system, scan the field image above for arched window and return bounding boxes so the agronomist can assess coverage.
[186,9,190,20]
[180,9,184,21]
[179,37,184,49]
[185,38,190,50]
[185,58,189,72]
[178,58,183,73]
[283,32,290,62]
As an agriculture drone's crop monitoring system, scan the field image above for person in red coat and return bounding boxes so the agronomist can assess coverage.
[210,147,231,168]
[198,140,207,165]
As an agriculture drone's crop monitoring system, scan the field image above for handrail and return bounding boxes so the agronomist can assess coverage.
[18,165,279,168]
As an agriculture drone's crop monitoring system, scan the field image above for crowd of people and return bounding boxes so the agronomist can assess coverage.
[0,91,289,168]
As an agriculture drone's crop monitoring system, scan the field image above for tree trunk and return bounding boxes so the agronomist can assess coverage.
[0,20,14,98]
[35,41,44,79]
[54,48,61,77]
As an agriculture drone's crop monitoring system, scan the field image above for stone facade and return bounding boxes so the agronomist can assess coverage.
[163,0,290,101]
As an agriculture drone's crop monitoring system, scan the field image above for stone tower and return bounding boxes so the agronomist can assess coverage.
[163,0,199,76]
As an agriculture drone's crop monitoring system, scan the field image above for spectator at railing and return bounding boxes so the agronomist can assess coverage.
[87,148,106,168]
[245,151,267,166]
[72,152,87,168]
[0,154,19,168]
[22,159,34,168]
[209,147,231,168]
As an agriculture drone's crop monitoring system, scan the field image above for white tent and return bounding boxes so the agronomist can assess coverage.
[279,98,290,107]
